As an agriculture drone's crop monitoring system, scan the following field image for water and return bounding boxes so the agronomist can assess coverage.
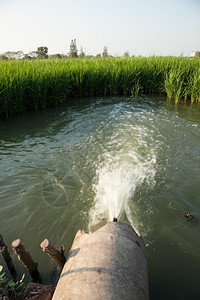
[0,97,200,299]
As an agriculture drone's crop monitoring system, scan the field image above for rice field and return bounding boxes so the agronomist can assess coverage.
[0,56,200,117]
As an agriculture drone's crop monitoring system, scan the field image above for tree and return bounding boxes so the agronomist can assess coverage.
[102,46,108,57]
[37,46,48,59]
[49,54,62,59]
[79,46,85,58]
[124,51,130,57]
[194,51,200,58]
[0,54,8,60]
[23,54,32,60]
[69,39,78,58]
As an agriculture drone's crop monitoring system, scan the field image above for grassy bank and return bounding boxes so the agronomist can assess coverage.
[0,57,200,117]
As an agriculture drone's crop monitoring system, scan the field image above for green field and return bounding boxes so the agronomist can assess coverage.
[0,57,200,117]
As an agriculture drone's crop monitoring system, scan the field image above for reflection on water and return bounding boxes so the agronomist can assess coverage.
[0,97,200,299]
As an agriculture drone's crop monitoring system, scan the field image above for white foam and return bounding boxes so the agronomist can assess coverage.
[89,120,157,230]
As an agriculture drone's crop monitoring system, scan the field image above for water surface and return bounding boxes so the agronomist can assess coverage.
[0,97,200,299]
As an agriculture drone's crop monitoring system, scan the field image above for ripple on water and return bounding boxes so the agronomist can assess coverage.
[0,98,200,298]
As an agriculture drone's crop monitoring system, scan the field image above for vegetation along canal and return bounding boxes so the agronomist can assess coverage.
[0,97,200,299]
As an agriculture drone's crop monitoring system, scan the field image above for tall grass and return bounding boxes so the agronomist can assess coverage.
[0,57,200,117]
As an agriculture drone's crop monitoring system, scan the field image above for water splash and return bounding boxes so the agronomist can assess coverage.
[89,115,157,231]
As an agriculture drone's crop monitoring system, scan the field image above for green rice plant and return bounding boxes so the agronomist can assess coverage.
[0,56,200,117]
[163,69,185,103]
[131,79,142,98]
[190,70,200,103]
[163,70,176,100]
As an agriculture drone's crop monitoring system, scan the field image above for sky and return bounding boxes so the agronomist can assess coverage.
[0,0,200,57]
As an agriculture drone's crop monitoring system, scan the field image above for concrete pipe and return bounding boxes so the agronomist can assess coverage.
[53,222,149,300]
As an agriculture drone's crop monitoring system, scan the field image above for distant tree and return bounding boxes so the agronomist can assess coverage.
[195,52,200,57]
[0,54,8,60]
[96,53,101,58]
[37,46,48,59]
[79,46,85,58]
[102,46,108,57]
[49,54,62,59]
[23,54,32,60]
[124,51,130,57]
[69,39,78,58]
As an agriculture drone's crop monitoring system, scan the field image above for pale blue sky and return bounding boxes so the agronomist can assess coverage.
[0,0,200,56]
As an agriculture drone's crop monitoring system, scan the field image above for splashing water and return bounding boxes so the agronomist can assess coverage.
[89,107,157,230]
